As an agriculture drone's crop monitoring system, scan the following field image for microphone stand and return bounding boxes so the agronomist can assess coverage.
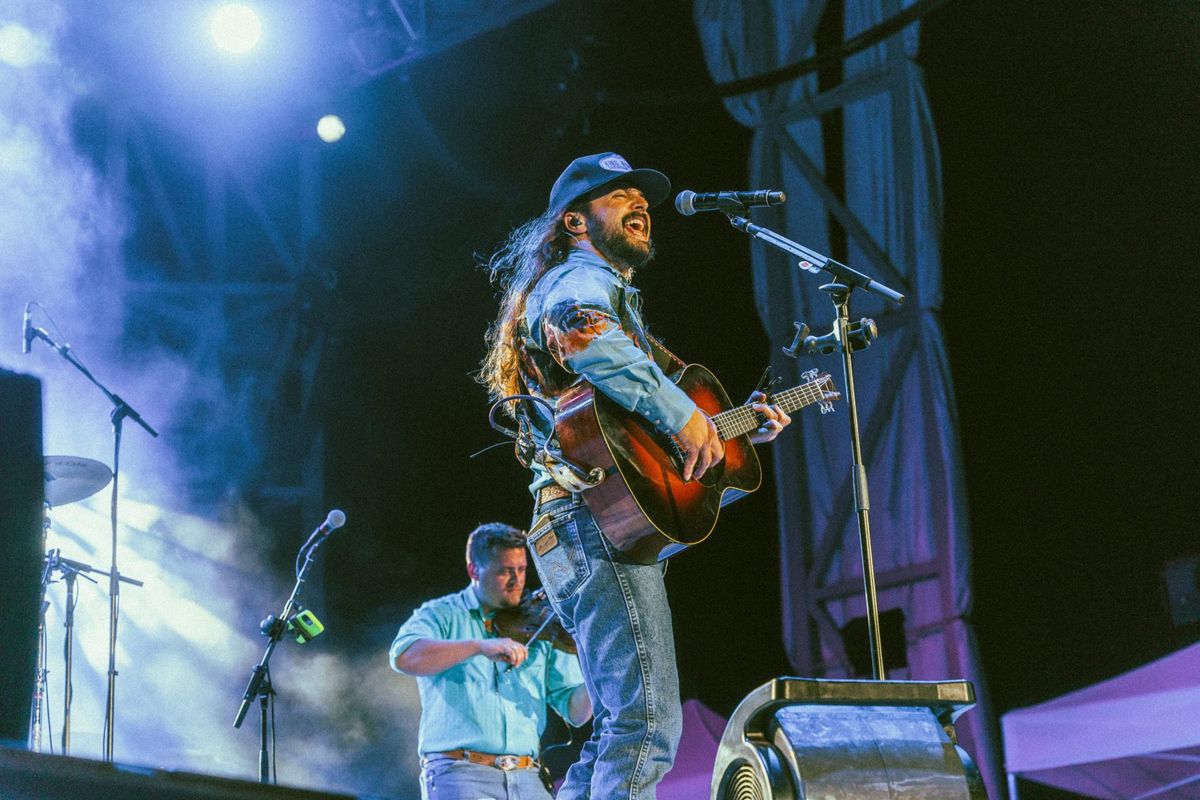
[725,211,904,680]
[232,530,328,784]
[27,326,157,761]
[60,552,142,753]
[28,546,54,753]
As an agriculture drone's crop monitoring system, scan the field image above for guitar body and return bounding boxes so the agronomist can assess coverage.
[554,364,762,563]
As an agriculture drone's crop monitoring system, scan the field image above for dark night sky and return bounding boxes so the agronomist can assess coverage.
[313,1,1199,794]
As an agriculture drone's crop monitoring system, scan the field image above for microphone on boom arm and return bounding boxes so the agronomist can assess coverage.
[674,189,787,216]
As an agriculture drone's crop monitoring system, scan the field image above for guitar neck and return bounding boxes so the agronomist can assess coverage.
[711,378,831,441]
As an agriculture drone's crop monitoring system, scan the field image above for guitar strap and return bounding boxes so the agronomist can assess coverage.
[511,318,554,468]
[615,282,687,378]
[645,333,686,379]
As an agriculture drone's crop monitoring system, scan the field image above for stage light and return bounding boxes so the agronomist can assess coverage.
[0,23,46,67]
[316,114,346,143]
[210,4,262,54]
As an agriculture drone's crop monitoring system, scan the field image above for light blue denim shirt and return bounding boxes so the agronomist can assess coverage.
[519,249,698,489]
[389,586,585,757]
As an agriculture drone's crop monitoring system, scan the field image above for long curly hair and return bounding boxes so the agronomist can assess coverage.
[478,206,579,408]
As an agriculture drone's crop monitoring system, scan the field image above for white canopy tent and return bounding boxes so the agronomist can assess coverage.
[1002,642,1200,799]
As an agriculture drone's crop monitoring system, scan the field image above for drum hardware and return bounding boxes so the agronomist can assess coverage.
[29,454,143,754]
[43,456,112,508]
[29,546,142,755]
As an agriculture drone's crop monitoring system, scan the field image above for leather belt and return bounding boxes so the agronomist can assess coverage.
[536,483,571,507]
[430,749,538,771]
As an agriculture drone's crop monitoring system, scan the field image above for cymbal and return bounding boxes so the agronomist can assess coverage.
[44,456,113,507]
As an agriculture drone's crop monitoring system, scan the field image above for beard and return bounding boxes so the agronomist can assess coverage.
[591,212,655,270]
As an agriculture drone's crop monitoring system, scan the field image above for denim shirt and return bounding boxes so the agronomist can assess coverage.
[389,586,584,757]
[519,249,697,489]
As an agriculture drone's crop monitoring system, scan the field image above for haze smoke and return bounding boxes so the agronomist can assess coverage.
[1,3,423,795]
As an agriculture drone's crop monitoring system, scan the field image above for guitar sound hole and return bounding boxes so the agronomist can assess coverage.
[651,422,726,486]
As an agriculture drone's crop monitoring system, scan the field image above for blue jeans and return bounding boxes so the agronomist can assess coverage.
[420,756,552,800]
[527,495,682,800]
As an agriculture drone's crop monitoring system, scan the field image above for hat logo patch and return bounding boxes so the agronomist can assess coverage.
[599,155,631,172]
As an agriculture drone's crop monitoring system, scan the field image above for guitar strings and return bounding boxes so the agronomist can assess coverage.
[711,378,831,439]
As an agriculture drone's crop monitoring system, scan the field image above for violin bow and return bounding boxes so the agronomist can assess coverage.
[500,594,557,673]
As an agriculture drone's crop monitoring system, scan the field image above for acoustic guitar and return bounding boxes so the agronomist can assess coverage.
[553,366,838,563]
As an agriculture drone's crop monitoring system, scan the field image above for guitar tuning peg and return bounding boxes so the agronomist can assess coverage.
[820,402,836,415]
[801,368,819,382]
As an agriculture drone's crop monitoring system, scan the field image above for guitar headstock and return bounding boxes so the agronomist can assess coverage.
[801,369,841,414]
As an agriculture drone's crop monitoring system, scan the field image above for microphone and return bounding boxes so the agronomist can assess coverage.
[21,302,33,354]
[312,509,346,542]
[298,509,346,566]
[674,189,787,216]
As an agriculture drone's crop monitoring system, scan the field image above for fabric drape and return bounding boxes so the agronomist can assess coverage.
[695,1,1001,795]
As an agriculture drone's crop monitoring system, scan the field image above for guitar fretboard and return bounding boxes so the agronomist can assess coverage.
[712,376,834,441]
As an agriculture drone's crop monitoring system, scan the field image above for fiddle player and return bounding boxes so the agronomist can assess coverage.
[479,153,791,799]
[390,522,592,800]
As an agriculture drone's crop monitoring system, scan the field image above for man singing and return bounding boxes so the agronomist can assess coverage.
[479,153,790,799]
[391,522,592,800]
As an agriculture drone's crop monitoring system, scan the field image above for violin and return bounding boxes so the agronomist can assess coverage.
[492,588,577,655]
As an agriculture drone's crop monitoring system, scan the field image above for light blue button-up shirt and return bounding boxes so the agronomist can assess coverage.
[389,586,585,757]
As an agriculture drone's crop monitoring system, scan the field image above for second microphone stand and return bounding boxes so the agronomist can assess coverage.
[726,211,904,680]
[233,518,338,784]
[28,321,156,761]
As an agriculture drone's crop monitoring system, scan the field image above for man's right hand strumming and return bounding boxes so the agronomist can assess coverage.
[676,408,724,482]
[480,637,529,668]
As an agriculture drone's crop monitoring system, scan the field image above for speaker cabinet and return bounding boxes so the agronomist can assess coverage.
[712,678,987,800]
[0,370,44,747]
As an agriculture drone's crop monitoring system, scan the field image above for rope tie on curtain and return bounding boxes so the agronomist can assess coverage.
[713,0,951,98]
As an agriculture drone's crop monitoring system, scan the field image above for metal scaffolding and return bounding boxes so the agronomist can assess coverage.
[103,107,329,536]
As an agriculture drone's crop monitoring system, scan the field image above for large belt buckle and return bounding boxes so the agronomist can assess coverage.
[494,754,520,771]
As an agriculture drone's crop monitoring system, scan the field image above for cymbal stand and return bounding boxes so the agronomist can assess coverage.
[26,323,157,762]
[725,211,904,679]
